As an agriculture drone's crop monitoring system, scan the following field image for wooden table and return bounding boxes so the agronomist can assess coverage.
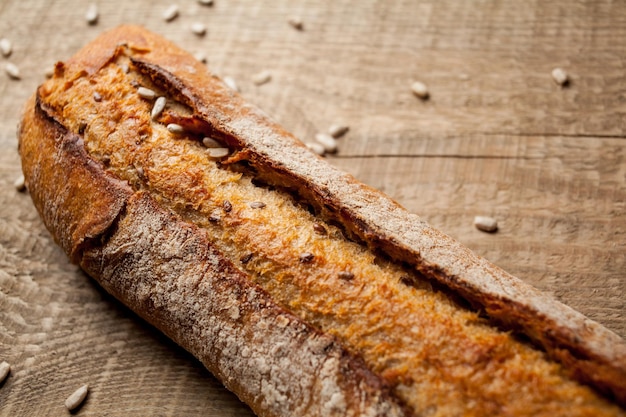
[1,1,624,415]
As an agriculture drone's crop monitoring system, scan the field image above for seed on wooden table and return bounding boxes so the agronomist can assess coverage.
[167,123,185,134]
[411,81,429,99]
[314,133,338,153]
[64,384,89,411]
[0,361,10,383]
[474,216,498,233]
[85,4,98,25]
[151,96,166,119]
[5,62,20,80]
[14,174,26,192]
[288,16,304,30]
[44,66,54,79]
[0,38,12,57]
[194,51,208,64]
[202,137,222,148]
[206,147,230,159]
[249,201,266,209]
[551,67,569,86]
[191,22,207,36]
[223,76,239,92]
[328,124,349,138]
[163,4,179,22]
[252,70,272,86]
[137,86,156,100]
[306,142,326,156]
[198,0,214,5]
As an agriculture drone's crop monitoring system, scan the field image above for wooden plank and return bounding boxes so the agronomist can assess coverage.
[0,0,624,415]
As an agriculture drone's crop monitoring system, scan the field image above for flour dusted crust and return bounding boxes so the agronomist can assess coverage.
[18,25,626,416]
[20,96,406,417]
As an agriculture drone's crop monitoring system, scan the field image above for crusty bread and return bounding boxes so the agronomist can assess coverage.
[18,25,625,416]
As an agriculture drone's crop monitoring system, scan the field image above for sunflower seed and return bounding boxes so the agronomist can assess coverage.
[338,271,354,280]
[0,38,12,57]
[240,253,254,264]
[328,124,349,138]
[252,70,272,86]
[0,361,10,383]
[163,4,179,22]
[151,97,166,119]
[44,66,54,78]
[167,123,184,134]
[551,67,569,87]
[249,201,266,209]
[314,133,338,153]
[137,86,157,100]
[14,174,26,192]
[299,252,314,263]
[194,51,208,64]
[206,147,230,159]
[85,4,99,25]
[313,223,327,235]
[202,137,222,148]
[411,81,429,99]
[65,384,89,411]
[306,142,326,156]
[223,76,239,92]
[191,22,207,36]
[474,216,498,233]
[5,62,20,80]
[288,16,304,30]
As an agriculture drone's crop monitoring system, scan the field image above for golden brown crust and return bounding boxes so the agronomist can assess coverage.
[18,25,626,415]
[20,88,408,417]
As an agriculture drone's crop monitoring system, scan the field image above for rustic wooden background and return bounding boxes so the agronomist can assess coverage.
[1,0,624,415]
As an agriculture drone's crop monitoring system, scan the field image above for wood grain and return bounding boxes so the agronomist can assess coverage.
[0,0,624,415]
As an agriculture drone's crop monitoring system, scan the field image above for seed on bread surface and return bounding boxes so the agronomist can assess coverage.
[206,147,230,159]
[137,86,157,100]
[202,137,222,148]
[167,123,185,134]
[151,96,166,119]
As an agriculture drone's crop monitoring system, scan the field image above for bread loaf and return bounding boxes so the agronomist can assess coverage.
[18,25,625,416]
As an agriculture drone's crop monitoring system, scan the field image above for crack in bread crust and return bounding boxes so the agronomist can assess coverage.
[20,91,409,417]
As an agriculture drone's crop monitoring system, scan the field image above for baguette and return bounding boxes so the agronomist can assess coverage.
[18,25,625,416]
